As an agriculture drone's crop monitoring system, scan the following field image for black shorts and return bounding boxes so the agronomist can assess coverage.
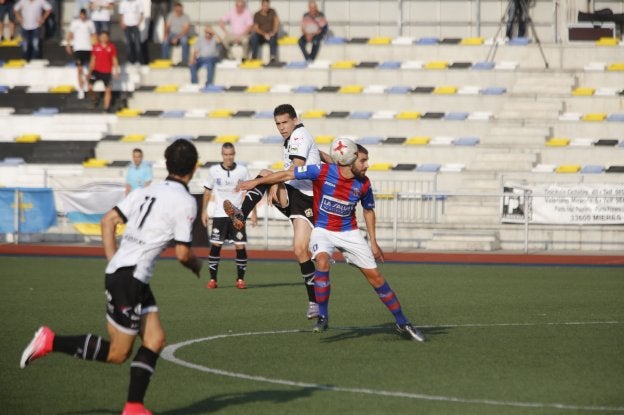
[89,70,112,87]
[275,183,314,226]
[73,50,91,66]
[105,266,158,335]
[210,216,247,245]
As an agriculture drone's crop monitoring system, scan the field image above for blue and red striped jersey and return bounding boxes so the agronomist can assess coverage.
[294,163,375,231]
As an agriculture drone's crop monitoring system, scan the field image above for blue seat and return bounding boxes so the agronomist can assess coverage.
[415,37,438,45]
[325,36,346,44]
[415,163,441,172]
[385,86,412,94]
[33,107,59,116]
[357,136,384,145]
[162,110,185,118]
[379,61,401,69]
[480,86,507,95]
[254,110,274,118]
[1,157,25,165]
[619,140,624,147]
[293,85,317,93]
[286,61,308,69]
[472,61,495,70]
[606,113,624,122]
[444,112,469,121]
[453,137,480,146]
[580,165,604,174]
[349,111,373,119]
[508,37,530,45]
[0,85,10,93]
[260,135,283,144]
[201,85,225,93]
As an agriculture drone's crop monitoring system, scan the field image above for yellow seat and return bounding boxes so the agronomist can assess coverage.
[607,63,624,71]
[4,59,26,68]
[331,60,356,69]
[215,135,239,143]
[155,84,179,93]
[555,165,581,174]
[395,111,421,119]
[338,85,363,94]
[240,59,263,69]
[208,109,234,118]
[270,161,285,170]
[405,136,430,145]
[368,37,392,45]
[121,134,146,142]
[581,113,607,122]
[375,192,396,199]
[314,135,334,144]
[0,38,21,47]
[433,86,457,95]
[302,109,326,118]
[596,37,618,46]
[368,163,393,171]
[82,158,108,168]
[50,85,75,93]
[246,84,271,93]
[424,61,448,70]
[278,36,298,45]
[546,138,570,147]
[148,59,173,69]
[571,87,595,96]
[73,223,125,236]
[460,37,484,45]
[116,108,142,117]
[15,134,41,143]
[188,36,198,46]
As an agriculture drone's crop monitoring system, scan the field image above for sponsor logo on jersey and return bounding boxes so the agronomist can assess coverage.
[319,195,354,217]
[299,166,308,173]
[216,178,222,186]
[351,187,361,197]
[305,208,313,217]
[236,231,243,239]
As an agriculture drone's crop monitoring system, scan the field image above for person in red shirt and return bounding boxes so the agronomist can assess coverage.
[87,30,120,112]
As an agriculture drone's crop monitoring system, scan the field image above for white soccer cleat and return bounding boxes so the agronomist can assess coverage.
[396,323,426,342]
[306,302,319,319]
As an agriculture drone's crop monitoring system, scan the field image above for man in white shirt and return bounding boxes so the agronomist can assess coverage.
[13,0,51,61]
[66,8,96,99]
[89,0,113,33]
[119,0,144,64]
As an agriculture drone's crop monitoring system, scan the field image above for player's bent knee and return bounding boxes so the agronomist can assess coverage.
[107,348,132,364]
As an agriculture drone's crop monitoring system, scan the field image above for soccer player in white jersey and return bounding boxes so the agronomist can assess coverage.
[224,103,329,319]
[201,142,257,290]
[19,139,203,415]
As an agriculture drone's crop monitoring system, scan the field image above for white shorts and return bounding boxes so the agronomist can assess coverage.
[309,227,377,270]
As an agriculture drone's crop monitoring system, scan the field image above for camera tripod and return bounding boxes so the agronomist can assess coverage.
[486,0,549,68]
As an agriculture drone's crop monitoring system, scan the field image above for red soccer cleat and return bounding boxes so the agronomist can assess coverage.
[121,402,153,415]
[223,199,245,231]
[236,279,247,289]
[20,326,55,368]
[206,279,218,289]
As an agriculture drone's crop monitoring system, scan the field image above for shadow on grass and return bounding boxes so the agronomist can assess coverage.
[319,323,449,343]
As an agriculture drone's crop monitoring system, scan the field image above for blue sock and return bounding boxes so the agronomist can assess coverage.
[374,281,408,326]
[314,271,330,318]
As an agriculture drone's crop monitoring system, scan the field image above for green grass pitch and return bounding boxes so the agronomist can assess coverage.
[1,255,623,415]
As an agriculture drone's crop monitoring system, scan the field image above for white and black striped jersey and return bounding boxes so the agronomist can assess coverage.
[283,123,321,196]
[203,162,250,217]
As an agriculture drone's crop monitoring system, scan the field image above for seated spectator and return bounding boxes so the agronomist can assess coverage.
[13,0,51,61]
[89,0,113,34]
[298,0,327,62]
[161,1,190,65]
[118,0,144,65]
[249,0,278,62]
[189,26,222,87]
[219,0,253,60]
[65,8,96,99]
[0,0,17,41]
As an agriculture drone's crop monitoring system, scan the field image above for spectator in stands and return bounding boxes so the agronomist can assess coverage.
[42,0,57,39]
[505,0,527,39]
[297,0,327,62]
[118,0,144,64]
[249,0,279,62]
[66,8,96,99]
[0,0,17,41]
[139,0,151,64]
[189,26,222,87]
[74,0,90,17]
[219,0,253,61]
[87,30,119,112]
[149,0,170,41]
[161,1,190,65]
[89,0,113,34]
[13,0,51,61]
[125,148,153,194]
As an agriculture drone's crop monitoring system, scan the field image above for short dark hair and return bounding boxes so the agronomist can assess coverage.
[273,104,297,119]
[79,8,87,15]
[165,139,198,176]
[132,148,143,155]
[221,142,235,151]
[356,144,368,155]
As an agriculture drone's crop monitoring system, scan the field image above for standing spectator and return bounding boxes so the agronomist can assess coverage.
[89,0,113,34]
[13,0,51,61]
[201,142,257,290]
[219,0,253,60]
[139,0,151,65]
[149,0,170,41]
[189,26,221,87]
[125,148,153,195]
[0,0,16,41]
[505,0,527,39]
[42,0,57,39]
[298,0,327,62]
[87,30,119,112]
[66,8,96,99]
[249,0,278,62]
[119,0,144,65]
[161,1,190,65]
[74,0,90,17]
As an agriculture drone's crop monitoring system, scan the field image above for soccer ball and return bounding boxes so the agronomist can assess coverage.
[329,137,358,166]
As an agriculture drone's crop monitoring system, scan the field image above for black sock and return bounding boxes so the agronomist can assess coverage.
[236,248,247,279]
[241,176,267,217]
[53,334,110,362]
[208,244,221,280]
[300,260,316,302]
[127,346,159,403]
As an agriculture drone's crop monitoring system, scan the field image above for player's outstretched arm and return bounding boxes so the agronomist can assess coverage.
[238,170,295,191]
[176,243,202,279]
[101,208,124,261]
[363,208,384,263]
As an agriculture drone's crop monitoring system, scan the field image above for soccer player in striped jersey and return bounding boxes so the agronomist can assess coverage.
[19,139,204,415]
[238,138,425,342]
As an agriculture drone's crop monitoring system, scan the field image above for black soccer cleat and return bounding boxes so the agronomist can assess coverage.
[312,316,329,333]
[223,199,245,231]
[396,323,426,342]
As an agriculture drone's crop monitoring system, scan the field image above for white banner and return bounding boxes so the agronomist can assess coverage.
[502,183,624,224]
[57,182,125,214]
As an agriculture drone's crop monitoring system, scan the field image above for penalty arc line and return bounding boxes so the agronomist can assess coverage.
[161,321,624,413]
